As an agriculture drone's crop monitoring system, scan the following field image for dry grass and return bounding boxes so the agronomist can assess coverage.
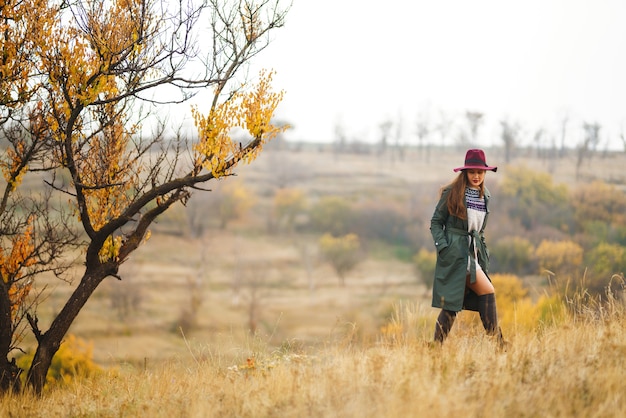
[4,311,626,417]
[8,147,626,415]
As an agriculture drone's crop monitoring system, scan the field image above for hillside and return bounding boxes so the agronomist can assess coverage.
[28,145,626,367]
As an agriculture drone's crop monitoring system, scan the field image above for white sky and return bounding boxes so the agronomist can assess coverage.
[248,0,626,149]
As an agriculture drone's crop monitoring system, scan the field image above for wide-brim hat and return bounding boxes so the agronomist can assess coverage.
[453,149,497,172]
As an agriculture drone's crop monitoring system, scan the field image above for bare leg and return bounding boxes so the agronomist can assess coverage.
[466,268,494,296]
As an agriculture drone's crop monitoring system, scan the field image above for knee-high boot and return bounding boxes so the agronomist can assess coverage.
[478,293,505,346]
[434,309,457,343]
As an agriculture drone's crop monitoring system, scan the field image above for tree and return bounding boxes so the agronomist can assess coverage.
[309,196,354,236]
[1,0,80,393]
[378,119,392,156]
[0,0,289,394]
[414,110,431,161]
[318,233,361,286]
[558,114,569,158]
[391,112,406,162]
[435,110,453,149]
[465,110,484,145]
[272,188,307,233]
[576,122,601,180]
[500,119,520,163]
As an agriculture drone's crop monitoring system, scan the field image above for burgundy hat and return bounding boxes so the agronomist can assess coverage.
[453,149,497,172]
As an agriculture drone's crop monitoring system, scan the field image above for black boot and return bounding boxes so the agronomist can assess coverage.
[478,293,506,348]
[434,309,457,343]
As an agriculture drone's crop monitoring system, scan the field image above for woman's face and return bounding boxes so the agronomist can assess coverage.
[465,169,486,188]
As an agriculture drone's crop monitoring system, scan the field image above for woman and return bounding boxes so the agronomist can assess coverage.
[430,149,504,346]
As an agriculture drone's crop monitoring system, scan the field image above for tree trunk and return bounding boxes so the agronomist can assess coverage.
[0,358,21,393]
[26,267,109,394]
[0,281,21,393]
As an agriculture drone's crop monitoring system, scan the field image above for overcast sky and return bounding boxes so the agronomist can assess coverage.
[248,0,626,149]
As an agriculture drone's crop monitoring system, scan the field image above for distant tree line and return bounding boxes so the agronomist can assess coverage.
[330,108,625,175]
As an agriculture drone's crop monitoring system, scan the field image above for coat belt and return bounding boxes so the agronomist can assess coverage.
[446,227,481,284]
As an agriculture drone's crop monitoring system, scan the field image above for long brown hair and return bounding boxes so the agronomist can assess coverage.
[440,171,485,219]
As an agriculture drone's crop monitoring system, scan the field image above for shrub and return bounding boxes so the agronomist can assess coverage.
[272,188,307,232]
[581,220,610,248]
[583,242,626,295]
[309,196,355,236]
[535,293,567,328]
[499,165,571,231]
[611,224,626,247]
[491,273,534,331]
[491,273,528,302]
[490,236,535,275]
[17,334,102,388]
[412,248,436,289]
[535,239,583,277]
[457,274,567,333]
[572,181,626,235]
[351,200,411,246]
[318,233,361,286]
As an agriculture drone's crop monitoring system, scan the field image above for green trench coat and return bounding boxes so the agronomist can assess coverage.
[430,186,492,312]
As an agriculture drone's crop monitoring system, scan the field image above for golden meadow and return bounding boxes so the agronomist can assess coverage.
[5,147,626,417]
[3,291,626,418]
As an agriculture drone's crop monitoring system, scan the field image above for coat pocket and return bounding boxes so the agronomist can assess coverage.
[434,236,465,280]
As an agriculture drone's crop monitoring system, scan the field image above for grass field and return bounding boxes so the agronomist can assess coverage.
[8,145,626,416]
[5,306,626,417]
